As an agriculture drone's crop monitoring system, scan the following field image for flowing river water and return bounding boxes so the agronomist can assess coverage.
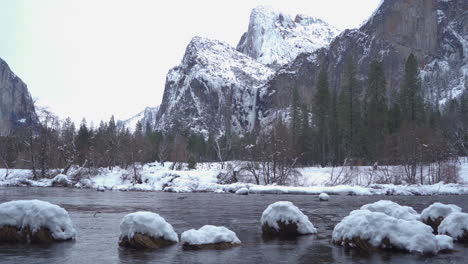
[0,187,467,264]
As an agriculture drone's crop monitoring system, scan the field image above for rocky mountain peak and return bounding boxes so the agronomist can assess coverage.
[236,5,340,67]
[259,0,468,124]
[155,36,274,137]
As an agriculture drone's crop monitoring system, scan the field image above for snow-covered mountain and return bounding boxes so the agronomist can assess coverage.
[258,0,468,123]
[0,57,37,136]
[156,1,467,137]
[237,6,340,67]
[155,36,274,137]
[119,106,159,131]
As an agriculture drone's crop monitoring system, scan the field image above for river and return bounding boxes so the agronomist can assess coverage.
[0,187,467,264]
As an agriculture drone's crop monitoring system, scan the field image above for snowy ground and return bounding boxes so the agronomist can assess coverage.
[1,160,468,196]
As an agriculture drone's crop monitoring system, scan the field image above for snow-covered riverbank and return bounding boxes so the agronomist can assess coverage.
[1,161,468,196]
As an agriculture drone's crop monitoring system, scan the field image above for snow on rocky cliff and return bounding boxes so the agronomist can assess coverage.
[119,106,159,132]
[237,6,340,67]
[155,36,274,136]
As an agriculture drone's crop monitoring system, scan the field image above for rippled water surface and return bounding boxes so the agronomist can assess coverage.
[0,187,467,264]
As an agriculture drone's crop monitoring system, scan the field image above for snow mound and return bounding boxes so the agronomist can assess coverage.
[235,188,249,195]
[361,200,420,221]
[332,209,453,254]
[438,212,468,241]
[261,201,317,235]
[181,225,241,246]
[421,203,462,227]
[319,193,329,201]
[119,212,179,243]
[51,174,71,186]
[0,200,76,241]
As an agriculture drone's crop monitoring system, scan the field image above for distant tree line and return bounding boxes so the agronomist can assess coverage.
[0,53,466,184]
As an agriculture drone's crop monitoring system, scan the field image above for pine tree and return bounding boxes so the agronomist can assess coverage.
[388,88,402,134]
[298,104,310,164]
[366,59,388,161]
[75,119,90,165]
[291,87,301,149]
[338,55,362,159]
[312,67,331,166]
[328,88,341,165]
[400,54,425,123]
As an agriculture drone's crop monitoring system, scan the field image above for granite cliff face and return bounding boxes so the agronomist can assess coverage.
[0,58,37,136]
[119,106,159,132]
[155,1,467,136]
[155,37,274,137]
[237,6,340,67]
[258,0,468,123]
[154,7,337,136]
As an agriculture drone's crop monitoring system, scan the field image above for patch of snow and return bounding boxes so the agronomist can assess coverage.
[119,211,179,242]
[0,200,76,240]
[420,203,462,222]
[261,201,317,235]
[318,193,329,201]
[119,106,159,132]
[360,200,420,221]
[332,209,453,254]
[235,188,249,195]
[181,225,241,245]
[51,174,71,185]
[438,212,468,240]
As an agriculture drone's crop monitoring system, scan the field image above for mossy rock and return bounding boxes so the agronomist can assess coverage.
[119,232,176,249]
[182,242,240,250]
[423,216,444,234]
[333,237,394,252]
[262,221,301,238]
[440,230,468,243]
[0,225,67,244]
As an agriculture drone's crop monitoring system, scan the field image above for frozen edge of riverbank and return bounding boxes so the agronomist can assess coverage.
[1,161,468,196]
[1,174,467,196]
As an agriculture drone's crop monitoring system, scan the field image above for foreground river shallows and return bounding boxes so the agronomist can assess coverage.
[0,187,467,264]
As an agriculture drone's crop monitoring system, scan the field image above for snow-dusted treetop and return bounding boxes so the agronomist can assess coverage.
[119,211,179,242]
[237,5,340,67]
[0,200,76,240]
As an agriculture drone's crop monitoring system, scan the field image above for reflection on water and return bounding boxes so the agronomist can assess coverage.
[0,187,467,264]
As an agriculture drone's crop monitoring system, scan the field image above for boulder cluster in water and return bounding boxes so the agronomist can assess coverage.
[332,200,468,254]
[0,197,467,256]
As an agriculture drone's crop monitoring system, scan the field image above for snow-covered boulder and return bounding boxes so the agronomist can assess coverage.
[118,212,179,249]
[438,212,468,243]
[332,209,453,254]
[0,200,76,243]
[181,225,241,250]
[261,201,317,237]
[319,193,329,201]
[421,203,462,232]
[360,200,420,221]
[51,174,72,187]
[235,188,249,195]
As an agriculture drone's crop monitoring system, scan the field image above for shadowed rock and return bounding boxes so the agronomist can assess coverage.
[0,226,69,244]
[119,232,177,249]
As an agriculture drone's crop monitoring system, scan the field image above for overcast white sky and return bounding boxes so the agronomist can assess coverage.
[0,0,380,124]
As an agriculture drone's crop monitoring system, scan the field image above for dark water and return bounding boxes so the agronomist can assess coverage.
[0,187,467,264]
